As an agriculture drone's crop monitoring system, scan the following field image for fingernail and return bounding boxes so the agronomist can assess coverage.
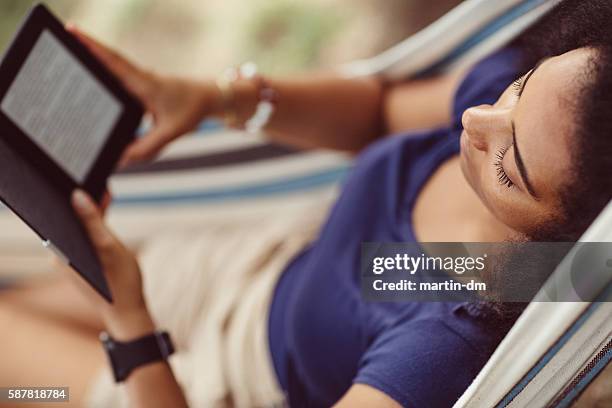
[72,190,90,211]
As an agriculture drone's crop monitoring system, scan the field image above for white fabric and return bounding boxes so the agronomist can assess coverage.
[507,304,611,407]
[443,1,559,74]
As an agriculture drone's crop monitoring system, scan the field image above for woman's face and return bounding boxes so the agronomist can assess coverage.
[460,48,594,235]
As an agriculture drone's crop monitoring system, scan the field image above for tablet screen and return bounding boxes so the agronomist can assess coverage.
[0,29,122,183]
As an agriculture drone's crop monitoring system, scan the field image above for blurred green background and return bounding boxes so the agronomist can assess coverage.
[0,0,72,45]
[0,0,461,76]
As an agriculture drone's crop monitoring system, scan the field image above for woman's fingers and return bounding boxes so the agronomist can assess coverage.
[119,127,172,166]
[66,24,155,104]
[67,25,131,77]
[71,190,117,255]
[67,25,163,161]
[100,189,113,215]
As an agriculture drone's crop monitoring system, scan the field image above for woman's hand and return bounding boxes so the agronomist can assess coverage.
[71,190,189,407]
[67,25,222,166]
[71,189,155,340]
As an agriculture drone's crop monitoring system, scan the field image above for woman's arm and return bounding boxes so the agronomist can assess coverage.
[215,69,461,150]
[383,70,464,134]
[127,361,187,408]
[224,73,384,151]
[102,310,188,408]
[69,27,458,162]
[334,384,401,408]
[69,191,188,408]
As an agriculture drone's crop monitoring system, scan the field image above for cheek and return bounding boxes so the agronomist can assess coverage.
[461,146,541,231]
[481,177,550,233]
[460,136,491,200]
[459,133,483,191]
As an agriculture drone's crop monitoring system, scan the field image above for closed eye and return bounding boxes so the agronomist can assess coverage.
[493,146,515,189]
[511,77,524,96]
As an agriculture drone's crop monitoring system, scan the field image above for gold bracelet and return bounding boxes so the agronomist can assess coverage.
[215,67,239,128]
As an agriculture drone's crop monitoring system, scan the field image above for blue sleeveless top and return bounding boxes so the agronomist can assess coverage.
[268,48,522,407]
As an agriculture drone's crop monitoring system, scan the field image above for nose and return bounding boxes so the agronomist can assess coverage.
[462,104,508,152]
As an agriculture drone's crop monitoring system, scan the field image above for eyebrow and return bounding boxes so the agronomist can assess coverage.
[510,58,549,199]
[518,57,549,97]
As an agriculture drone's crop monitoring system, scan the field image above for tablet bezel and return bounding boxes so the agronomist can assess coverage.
[0,4,143,201]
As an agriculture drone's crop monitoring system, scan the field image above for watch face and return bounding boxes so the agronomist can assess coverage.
[100,332,117,350]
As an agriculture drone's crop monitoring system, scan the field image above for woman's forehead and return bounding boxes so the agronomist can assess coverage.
[513,48,593,197]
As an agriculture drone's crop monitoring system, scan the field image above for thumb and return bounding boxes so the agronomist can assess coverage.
[72,190,116,252]
[119,128,171,167]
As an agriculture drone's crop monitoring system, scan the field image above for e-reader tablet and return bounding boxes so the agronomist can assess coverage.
[0,4,144,302]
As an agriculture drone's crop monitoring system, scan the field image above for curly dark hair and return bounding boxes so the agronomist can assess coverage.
[514,0,612,241]
[484,0,612,320]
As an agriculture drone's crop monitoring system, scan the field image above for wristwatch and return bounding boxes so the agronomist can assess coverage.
[100,330,175,383]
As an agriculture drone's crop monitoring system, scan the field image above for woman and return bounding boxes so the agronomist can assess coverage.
[1,0,611,406]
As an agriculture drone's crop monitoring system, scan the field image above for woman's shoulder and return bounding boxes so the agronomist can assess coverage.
[353,302,508,407]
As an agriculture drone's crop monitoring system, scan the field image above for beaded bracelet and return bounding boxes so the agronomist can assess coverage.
[215,62,277,133]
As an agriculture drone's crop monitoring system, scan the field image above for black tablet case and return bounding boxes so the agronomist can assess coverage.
[0,4,119,302]
[0,135,112,301]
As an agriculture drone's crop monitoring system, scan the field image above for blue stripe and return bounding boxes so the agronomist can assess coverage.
[496,284,612,407]
[195,119,224,134]
[139,119,223,137]
[112,166,349,206]
[421,0,550,76]
[0,166,349,211]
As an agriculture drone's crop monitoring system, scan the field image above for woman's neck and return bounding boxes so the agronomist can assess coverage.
[413,156,517,243]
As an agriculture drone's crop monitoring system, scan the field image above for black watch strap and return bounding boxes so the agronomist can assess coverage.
[100,330,175,383]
